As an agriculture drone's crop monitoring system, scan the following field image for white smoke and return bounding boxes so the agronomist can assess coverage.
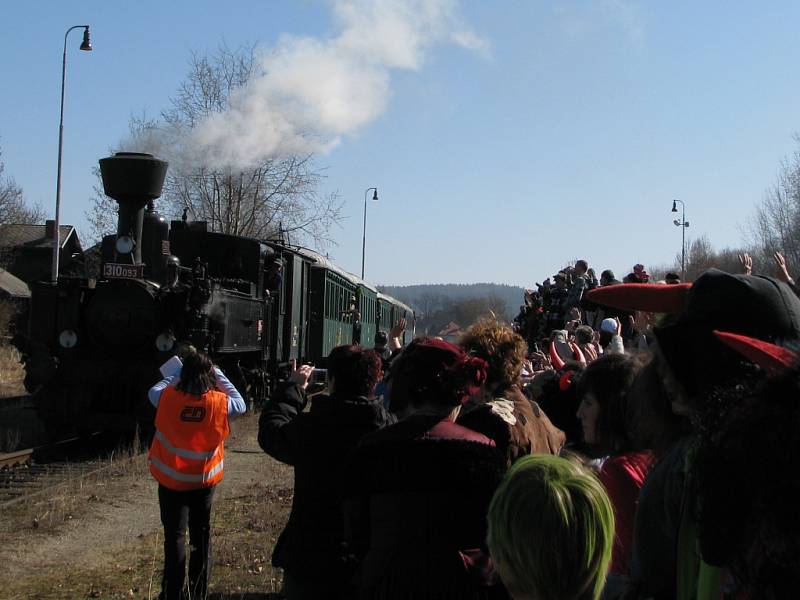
[190,0,487,168]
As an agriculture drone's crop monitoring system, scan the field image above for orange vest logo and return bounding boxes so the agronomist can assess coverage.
[180,406,206,422]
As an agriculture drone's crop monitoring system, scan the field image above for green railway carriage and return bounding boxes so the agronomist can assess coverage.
[357,282,378,349]
[377,292,394,335]
[377,292,416,345]
[395,298,415,345]
[263,244,416,371]
[263,244,314,370]
[295,248,364,364]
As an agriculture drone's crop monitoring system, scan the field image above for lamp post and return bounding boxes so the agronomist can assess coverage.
[361,187,378,279]
[671,199,689,281]
[52,25,92,283]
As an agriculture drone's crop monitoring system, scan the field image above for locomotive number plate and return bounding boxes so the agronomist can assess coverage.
[103,263,143,279]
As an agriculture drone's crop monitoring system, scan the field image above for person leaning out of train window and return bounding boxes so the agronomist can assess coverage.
[264,258,283,300]
[147,351,246,600]
[258,345,395,600]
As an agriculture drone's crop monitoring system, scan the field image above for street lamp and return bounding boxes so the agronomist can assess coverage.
[52,25,92,283]
[671,199,690,280]
[361,187,378,279]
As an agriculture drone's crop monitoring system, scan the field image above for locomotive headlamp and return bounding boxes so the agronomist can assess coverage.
[115,235,135,255]
[155,332,176,352]
[59,329,78,349]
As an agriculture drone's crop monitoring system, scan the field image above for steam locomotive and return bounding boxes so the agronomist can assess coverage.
[23,152,413,436]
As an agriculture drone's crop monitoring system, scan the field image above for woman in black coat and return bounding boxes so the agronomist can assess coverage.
[344,337,507,599]
[258,345,395,600]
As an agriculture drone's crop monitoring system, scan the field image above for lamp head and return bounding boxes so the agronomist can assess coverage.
[80,27,92,51]
[372,188,379,201]
[671,200,678,213]
[674,219,681,227]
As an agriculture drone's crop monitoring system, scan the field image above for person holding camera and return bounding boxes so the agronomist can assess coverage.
[258,345,395,599]
[147,350,246,600]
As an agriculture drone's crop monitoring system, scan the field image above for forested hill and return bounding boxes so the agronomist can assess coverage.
[378,283,524,312]
[376,283,525,334]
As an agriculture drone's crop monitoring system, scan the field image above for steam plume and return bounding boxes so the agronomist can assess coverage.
[190,0,486,168]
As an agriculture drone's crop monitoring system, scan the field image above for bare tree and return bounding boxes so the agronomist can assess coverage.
[749,134,800,269]
[84,165,117,241]
[0,144,44,227]
[86,44,342,244]
[484,292,510,321]
[415,291,446,319]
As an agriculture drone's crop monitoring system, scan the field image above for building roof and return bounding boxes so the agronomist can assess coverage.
[0,223,78,250]
[0,267,31,299]
[437,321,463,338]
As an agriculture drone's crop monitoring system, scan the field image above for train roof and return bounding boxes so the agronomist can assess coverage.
[290,246,378,293]
[377,291,414,314]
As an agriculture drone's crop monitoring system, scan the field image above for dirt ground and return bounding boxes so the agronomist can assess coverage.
[0,413,294,600]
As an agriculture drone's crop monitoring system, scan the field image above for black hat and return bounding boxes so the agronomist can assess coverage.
[654,269,800,397]
[586,268,800,398]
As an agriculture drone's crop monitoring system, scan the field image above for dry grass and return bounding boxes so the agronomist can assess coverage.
[0,342,25,397]
[1,441,148,534]
[0,299,26,397]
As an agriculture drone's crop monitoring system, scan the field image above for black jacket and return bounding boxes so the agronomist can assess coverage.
[343,414,507,599]
[258,382,396,581]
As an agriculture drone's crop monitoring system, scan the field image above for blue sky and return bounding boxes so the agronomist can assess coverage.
[2,1,799,286]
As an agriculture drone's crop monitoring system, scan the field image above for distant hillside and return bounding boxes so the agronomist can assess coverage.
[379,283,524,311]
[377,283,525,334]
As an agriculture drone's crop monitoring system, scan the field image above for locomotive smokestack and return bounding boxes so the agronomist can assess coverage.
[99,152,168,265]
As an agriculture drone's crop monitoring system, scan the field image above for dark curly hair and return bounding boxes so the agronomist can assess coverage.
[328,345,382,398]
[693,366,800,598]
[576,353,643,454]
[459,319,526,393]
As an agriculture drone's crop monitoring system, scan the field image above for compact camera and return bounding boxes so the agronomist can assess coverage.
[310,368,328,384]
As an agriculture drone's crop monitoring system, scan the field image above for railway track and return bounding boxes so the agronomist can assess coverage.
[0,434,139,509]
[0,447,33,469]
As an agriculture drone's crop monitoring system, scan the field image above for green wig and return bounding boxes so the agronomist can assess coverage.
[487,455,615,600]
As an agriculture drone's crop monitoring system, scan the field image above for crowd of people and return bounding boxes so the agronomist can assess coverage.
[146,251,800,600]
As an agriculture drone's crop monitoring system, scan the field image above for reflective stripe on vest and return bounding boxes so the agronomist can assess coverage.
[154,429,219,461]
[149,455,225,484]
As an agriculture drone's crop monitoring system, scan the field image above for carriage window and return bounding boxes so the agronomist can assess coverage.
[326,282,331,318]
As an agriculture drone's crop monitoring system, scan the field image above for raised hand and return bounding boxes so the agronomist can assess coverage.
[289,363,314,390]
[634,310,652,333]
[738,253,753,275]
[773,251,794,284]
[582,343,598,363]
[390,318,406,339]
[530,351,552,372]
